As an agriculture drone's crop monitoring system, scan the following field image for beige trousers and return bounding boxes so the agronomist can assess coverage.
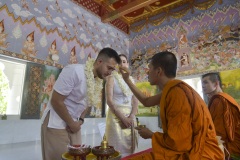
[41,112,81,160]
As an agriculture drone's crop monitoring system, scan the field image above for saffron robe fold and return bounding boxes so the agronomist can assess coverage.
[128,80,224,160]
[208,92,240,157]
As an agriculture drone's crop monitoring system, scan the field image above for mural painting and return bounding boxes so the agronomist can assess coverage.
[69,46,78,64]
[136,81,158,117]
[220,68,240,105]
[21,31,37,56]
[39,65,61,117]
[0,0,129,67]
[0,19,9,49]
[129,1,240,82]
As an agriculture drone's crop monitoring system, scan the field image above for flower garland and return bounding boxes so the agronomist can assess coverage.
[85,58,103,108]
[113,71,133,97]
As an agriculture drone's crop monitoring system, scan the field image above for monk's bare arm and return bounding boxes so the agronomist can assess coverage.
[124,78,161,107]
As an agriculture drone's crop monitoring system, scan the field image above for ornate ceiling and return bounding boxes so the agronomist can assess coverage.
[72,0,219,34]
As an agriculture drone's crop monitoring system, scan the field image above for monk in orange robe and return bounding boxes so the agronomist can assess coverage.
[202,73,240,159]
[120,51,224,160]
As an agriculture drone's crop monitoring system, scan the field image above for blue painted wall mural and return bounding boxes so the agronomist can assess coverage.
[0,0,129,67]
[129,1,240,81]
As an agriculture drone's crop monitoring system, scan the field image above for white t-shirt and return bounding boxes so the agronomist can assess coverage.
[41,64,87,129]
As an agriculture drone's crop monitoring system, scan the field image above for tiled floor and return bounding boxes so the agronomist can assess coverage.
[0,141,42,160]
[0,117,155,160]
[0,138,151,160]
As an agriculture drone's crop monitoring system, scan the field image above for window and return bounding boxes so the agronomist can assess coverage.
[181,76,204,99]
[0,58,26,116]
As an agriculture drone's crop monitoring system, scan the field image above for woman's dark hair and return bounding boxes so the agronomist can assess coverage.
[119,54,128,63]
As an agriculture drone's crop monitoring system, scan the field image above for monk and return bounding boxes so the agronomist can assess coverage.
[119,51,224,160]
[202,72,240,159]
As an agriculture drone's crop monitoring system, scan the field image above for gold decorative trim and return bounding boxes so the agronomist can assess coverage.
[130,22,146,33]
[24,66,42,116]
[0,49,63,68]
[193,0,216,10]
[149,15,166,26]
[170,6,190,19]
[130,0,218,33]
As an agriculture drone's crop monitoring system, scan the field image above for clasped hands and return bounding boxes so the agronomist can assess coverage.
[120,116,134,129]
[66,120,83,133]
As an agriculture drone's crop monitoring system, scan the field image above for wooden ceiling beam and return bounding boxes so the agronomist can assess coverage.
[93,0,118,5]
[101,0,159,23]
[104,0,119,5]
[144,5,153,13]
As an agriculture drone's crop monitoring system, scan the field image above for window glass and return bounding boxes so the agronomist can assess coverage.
[0,59,26,115]
[181,77,204,99]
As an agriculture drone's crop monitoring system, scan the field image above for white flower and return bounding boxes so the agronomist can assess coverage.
[113,71,133,96]
[85,58,103,108]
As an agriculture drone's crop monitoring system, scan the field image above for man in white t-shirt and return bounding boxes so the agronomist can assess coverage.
[41,48,121,160]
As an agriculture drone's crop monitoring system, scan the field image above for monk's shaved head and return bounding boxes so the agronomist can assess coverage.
[149,51,177,78]
[202,72,222,88]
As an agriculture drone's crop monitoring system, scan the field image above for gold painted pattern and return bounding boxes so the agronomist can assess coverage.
[25,66,42,116]
[130,0,217,33]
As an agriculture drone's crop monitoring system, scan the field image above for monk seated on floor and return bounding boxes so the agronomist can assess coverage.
[119,51,224,160]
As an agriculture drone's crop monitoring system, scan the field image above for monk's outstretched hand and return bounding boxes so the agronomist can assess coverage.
[119,66,130,82]
[135,127,153,139]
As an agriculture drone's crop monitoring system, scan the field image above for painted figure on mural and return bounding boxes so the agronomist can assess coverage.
[72,24,78,36]
[177,26,188,48]
[32,0,38,6]
[47,40,59,63]
[145,47,156,60]
[158,42,172,52]
[41,74,56,116]
[21,31,37,56]
[213,52,221,64]
[76,16,82,27]
[46,7,52,20]
[179,34,188,46]
[55,0,62,13]
[69,46,78,64]
[131,48,142,66]
[0,20,9,49]
[180,53,190,67]
[64,24,71,36]
[43,74,56,98]
[21,0,29,10]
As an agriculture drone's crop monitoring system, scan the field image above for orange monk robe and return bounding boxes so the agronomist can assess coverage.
[129,80,224,160]
[208,92,240,157]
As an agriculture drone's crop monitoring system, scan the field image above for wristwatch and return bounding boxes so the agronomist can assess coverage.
[78,117,84,123]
